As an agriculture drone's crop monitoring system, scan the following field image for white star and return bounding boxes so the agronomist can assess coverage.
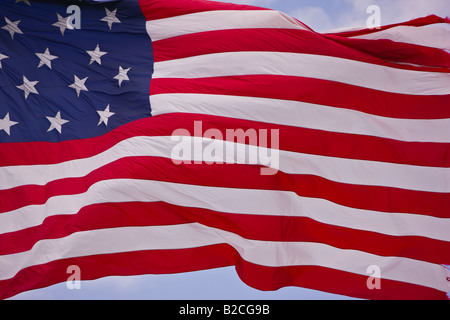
[2,17,23,39]
[0,113,18,136]
[15,0,31,5]
[69,75,88,97]
[97,104,115,126]
[0,53,9,69]
[36,48,58,69]
[52,13,69,36]
[114,66,131,87]
[101,8,121,30]
[16,76,39,99]
[86,44,107,65]
[46,111,69,134]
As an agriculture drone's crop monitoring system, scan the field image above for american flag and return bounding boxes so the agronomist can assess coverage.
[0,0,449,300]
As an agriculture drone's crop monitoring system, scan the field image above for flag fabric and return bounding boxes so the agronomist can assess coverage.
[0,0,449,300]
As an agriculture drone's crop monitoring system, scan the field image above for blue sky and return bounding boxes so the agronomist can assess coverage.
[9,0,450,300]
[227,0,449,32]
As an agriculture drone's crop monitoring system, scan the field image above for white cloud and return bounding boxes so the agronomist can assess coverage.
[220,0,277,7]
[289,0,450,32]
[289,6,336,32]
[342,0,450,26]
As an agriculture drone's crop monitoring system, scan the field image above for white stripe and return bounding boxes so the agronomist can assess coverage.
[352,24,450,50]
[153,52,450,96]
[1,178,449,241]
[150,93,450,142]
[0,136,448,192]
[325,25,367,34]
[146,10,307,42]
[1,224,448,292]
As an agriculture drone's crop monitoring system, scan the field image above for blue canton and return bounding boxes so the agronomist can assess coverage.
[0,0,153,143]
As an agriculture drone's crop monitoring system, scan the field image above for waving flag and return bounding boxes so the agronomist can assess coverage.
[0,0,449,300]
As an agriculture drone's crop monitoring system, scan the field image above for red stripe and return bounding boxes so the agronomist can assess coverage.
[324,34,450,69]
[237,261,448,300]
[1,244,446,300]
[150,76,450,120]
[2,199,449,265]
[1,114,448,170]
[2,156,448,218]
[152,28,450,72]
[138,0,269,21]
[327,15,450,38]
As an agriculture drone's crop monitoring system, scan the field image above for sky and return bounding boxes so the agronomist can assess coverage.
[9,0,450,300]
